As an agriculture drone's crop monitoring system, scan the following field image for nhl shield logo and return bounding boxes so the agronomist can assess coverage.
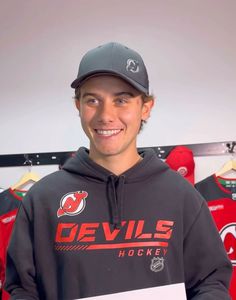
[150,257,165,272]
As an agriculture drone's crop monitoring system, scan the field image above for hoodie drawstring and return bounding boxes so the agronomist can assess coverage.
[107,175,125,229]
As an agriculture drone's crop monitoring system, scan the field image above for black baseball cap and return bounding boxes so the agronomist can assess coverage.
[71,42,149,95]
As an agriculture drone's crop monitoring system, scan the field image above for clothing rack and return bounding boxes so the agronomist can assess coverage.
[0,141,235,168]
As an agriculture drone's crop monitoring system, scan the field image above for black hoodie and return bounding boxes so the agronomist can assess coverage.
[5,148,232,300]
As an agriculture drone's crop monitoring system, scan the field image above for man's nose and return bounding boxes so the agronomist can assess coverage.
[97,102,116,123]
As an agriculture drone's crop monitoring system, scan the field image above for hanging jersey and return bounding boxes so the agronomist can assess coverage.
[0,189,24,300]
[195,175,236,300]
[0,189,23,216]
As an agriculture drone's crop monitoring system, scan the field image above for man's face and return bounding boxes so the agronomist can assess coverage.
[75,75,153,161]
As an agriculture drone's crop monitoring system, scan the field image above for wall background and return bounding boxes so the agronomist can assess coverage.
[0,0,235,188]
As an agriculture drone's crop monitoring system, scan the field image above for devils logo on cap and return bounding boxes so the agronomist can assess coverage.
[126,59,139,73]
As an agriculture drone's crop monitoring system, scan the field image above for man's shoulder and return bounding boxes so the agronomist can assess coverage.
[34,169,67,185]
[25,169,80,197]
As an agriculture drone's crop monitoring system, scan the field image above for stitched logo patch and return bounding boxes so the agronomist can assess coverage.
[57,191,88,217]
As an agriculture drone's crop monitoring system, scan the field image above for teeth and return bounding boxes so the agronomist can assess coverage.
[96,129,121,136]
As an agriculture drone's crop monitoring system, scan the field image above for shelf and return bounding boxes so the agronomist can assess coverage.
[0,141,235,167]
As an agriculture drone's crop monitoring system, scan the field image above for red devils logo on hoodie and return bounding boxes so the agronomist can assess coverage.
[57,191,88,218]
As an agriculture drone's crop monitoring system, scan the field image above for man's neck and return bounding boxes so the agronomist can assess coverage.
[89,151,142,176]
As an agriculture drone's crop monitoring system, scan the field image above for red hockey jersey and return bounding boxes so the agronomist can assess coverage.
[195,175,236,299]
[0,189,24,300]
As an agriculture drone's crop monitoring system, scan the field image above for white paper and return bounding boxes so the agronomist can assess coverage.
[77,283,187,299]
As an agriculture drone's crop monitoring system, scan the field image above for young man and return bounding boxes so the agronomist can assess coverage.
[5,42,232,299]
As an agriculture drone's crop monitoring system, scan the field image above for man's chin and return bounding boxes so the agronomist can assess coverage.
[90,146,123,158]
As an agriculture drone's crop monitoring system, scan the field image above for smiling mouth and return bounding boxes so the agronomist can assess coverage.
[95,129,122,136]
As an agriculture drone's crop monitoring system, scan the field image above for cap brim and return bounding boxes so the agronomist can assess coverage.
[71,71,149,95]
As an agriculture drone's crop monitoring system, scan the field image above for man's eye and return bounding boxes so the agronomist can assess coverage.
[115,98,128,105]
[86,98,99,105]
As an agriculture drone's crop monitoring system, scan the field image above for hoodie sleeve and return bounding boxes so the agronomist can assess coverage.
[4,199,40,300]
[184,198,232,300]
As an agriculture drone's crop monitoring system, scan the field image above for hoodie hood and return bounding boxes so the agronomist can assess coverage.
[62,147,168,183]
[62,147,169,229]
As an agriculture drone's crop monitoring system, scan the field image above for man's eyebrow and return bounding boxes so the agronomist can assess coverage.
[81,92,100,98]
[81,92,136,98]
[114,92,135,97]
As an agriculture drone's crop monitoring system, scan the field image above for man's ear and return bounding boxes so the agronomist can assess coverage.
[141,98,154,121]
[75,99,80,111]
